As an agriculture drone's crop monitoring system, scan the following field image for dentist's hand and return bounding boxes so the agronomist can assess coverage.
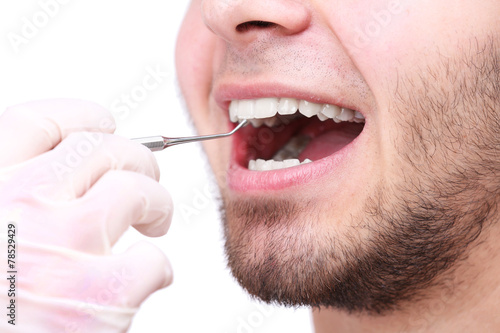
[0,99,173,333]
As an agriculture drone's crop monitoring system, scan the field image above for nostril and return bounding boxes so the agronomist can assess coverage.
[236,21,276,33]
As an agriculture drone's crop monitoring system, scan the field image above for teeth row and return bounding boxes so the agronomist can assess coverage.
[229,98,365,126]
[248,158,312,171]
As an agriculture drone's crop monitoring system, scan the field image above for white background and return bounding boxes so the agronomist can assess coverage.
[0,1,313,332]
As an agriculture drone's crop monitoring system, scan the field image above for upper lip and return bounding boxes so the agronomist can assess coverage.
[213,81,368,119]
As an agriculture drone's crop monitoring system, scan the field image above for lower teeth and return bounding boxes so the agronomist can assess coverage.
[248,158,312,171]
[248,132,313,171]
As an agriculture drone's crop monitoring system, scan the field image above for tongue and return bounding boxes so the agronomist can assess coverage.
[297,120,363,161]
[298,130,359,161]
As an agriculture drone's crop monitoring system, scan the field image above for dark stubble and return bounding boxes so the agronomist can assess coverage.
[220,37,500,314]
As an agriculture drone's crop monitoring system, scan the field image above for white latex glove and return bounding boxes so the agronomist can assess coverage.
[0,99,173,333]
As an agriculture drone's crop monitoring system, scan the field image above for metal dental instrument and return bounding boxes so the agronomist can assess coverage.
[132,119,248,152]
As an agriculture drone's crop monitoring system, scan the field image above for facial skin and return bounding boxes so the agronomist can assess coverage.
[176,0,500,331]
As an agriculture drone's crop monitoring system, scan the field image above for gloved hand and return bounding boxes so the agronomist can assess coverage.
[0,99,173,333]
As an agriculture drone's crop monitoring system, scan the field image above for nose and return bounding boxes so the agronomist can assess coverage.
[202,0,311,44]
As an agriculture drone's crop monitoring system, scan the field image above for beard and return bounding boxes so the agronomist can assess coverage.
[219,36,500,315]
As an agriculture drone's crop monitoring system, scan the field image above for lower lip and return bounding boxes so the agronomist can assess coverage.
[226,121,362,192]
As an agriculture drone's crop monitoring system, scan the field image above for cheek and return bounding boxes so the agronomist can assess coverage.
[328,0,498,106]
[323,1,414,101]
[175,1,217,125]
[176,3,230,184]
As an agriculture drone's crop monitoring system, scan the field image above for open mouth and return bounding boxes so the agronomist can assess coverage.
[229,97,365,172]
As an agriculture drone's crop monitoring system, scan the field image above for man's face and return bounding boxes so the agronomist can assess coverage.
[176,0,500,313]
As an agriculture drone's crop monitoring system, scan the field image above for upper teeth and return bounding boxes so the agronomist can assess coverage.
[229,97,365,126]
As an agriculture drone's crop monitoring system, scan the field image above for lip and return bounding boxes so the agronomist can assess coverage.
[215,83,368,193]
